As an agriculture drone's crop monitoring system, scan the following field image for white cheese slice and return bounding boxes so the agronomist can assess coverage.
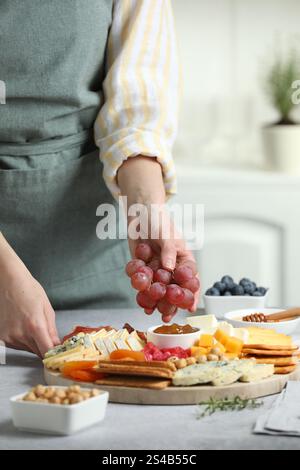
[115,339,130,350]
[104,338,118,354]
[94,338,109,357]
[233,328,249,343]
[218,321,234,337]
[91,328,109,342]
[127,337,144,351]
[186,314,218,330]
[128,331,145,347]
[239,364,274,383]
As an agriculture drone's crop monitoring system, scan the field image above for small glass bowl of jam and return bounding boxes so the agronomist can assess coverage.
[147,323,200,350]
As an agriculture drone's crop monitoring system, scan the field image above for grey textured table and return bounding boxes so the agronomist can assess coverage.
[1,308,300,450]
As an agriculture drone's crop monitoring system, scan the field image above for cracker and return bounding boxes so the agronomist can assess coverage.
[243,356,298,366]
[274,365,297,375]
[242,348,299,357]
[95,362,174,379]
[243,344,298,351]
[97,360,176,372]
[95,376,171,390]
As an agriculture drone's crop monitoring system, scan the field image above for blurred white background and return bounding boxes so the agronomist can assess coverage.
[171,0,300,307]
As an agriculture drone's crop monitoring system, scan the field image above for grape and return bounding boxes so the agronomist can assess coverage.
[153,269,172,285]
[166,284,185,305]
[125,259,145,277]
[136,291,157,309]
[144,308,155,315]
[149,282,167,301]
[137,265,153,281]
[173,265,193,284]
[147,258,161,272]
[135,243,153,262]
[181,260,197,275]
[162,314,176,324]
[157,298,178,316]
[181,277,200,293]
[131,272,151,291]
[178,288,194,309]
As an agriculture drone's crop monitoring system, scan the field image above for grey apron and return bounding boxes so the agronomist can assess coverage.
[0,0,134,309]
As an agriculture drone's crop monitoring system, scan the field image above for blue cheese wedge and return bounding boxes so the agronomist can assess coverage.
[239,364,274,383]
[173,363,221,386]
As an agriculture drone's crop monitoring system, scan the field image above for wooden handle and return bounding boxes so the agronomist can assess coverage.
[265,308,300,321]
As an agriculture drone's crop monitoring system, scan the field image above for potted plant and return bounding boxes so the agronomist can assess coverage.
[262,50,300,173]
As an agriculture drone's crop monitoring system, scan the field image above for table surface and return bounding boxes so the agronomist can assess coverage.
[1,308,300,450]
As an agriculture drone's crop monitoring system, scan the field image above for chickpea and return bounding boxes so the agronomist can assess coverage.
[210,348,221,356]
[68,385,81,393]
[49,396,62,405]
[174,359,187,369]
[196,355,207,364]
[207,354,219,362]
[36,398,49,403]
[23,392,37,402]
[69,394,83,404]
[34,385,46,397]
[219,354,229,362]
[82,392,91,400]
[91,389,101,397]
[186,357,196,366]
[55,389,67,399]
[44,387,55,399]
[62,399,70,405]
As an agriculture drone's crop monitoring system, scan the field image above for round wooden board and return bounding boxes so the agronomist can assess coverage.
[44,367,300,405]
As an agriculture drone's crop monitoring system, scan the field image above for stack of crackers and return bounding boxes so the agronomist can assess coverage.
[94,360,176,390]
[242,344,300,374]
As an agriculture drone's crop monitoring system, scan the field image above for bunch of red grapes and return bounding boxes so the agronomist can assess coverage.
[125,243,200,322]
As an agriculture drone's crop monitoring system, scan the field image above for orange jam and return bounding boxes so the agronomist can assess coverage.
[154,323,199,335]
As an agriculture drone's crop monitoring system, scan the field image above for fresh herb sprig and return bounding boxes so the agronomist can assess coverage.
[197,396,263,419]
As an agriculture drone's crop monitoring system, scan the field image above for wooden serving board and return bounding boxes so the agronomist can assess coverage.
[44,367,300,405]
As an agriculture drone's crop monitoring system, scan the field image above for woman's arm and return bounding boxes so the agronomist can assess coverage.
[95,0,179,200]
[0,232,60,356]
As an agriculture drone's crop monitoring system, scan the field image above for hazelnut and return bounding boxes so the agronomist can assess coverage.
[196,355,207,364]
[34,385,46,397]
[174,359,187,369]
[23,392,36,402]
[68,385,81,393]
[211,348,221,356]
[186,357,196,366]
[207,354,219,362]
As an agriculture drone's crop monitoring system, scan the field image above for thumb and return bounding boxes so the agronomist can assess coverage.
[160,240,177,271]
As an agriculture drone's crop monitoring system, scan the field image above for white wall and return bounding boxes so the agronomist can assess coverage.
[172,0,300,168]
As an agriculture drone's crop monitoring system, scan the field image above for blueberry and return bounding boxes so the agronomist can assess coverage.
[223,291,232,296]
[213,282,226,294]
[243,282,256,295]
[257,287,267,296]
[205,287,220,296]
[231,284,245,296]
[239,278,251,287]
[253,290,264,297]
[221,275,235,290]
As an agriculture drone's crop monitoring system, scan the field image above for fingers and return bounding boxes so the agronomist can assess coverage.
[44,299,60,345]
[160,240,177,271]
[31,325,54,358]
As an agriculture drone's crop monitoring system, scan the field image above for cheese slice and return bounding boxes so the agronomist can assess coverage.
[233,328,249,343]
[127,337,144,351]
[218,321,234,337]
[186,314,218,331]
[115,339,130,350]
[104,338,118,354]
[239,364,274,382]
[94,338,110,356]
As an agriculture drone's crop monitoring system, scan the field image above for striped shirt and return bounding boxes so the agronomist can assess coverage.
[94,0,179,199]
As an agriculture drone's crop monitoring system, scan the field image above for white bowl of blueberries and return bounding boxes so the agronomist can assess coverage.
[203,276,268,318]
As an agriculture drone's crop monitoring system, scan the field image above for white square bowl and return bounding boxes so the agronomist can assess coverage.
[203,293,268,319]
[10,387,109,435]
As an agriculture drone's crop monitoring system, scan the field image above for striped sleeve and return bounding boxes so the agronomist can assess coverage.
[94,0,179,200]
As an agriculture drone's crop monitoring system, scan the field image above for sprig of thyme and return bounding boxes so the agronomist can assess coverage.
[197,396,263,419]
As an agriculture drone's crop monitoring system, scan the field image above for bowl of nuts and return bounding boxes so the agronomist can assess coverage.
[10,385,109,435]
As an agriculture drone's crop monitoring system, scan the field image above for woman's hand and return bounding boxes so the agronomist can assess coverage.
[118,156,200,319]
[0,233,60,357]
